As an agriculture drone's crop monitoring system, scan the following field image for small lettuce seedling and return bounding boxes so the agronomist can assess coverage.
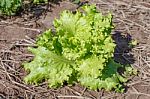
[32,0,48,4]
[0,0,22,15]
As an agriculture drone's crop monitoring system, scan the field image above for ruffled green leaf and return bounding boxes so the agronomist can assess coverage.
[24,47,75,87]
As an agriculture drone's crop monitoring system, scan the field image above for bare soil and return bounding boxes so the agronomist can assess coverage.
[0,0,150,99]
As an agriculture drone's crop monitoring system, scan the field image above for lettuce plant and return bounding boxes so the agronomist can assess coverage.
[32,0,48,4]
[0,0,22,15]
[23,5,135,92]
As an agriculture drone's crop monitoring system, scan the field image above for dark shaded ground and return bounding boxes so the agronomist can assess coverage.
[0,0,150,99]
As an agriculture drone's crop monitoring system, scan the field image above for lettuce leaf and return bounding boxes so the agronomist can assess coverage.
[24,47,75,88]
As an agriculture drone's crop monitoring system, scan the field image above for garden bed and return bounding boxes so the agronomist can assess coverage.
[0,0,150,99]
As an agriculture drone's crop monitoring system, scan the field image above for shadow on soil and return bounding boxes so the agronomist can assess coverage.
[113,31,135,65]
[112,31,135,91]
[22,0,63,19]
